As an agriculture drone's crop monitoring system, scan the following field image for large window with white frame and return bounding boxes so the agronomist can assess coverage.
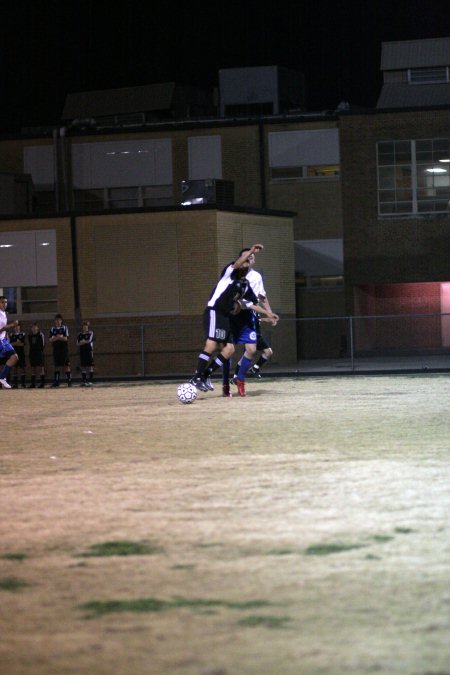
[268,129,340,181]
[0,229,57,316]
[377,139,450,215]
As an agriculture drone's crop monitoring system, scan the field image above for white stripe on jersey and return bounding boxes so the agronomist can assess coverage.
[207,265,235,307]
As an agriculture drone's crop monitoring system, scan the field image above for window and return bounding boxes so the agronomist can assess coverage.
[409,67,449,84]
[24,140,174,213]
[1,287,57,316]
[269,129,340,181]
[377,139,450,215]
[0,230,57,317]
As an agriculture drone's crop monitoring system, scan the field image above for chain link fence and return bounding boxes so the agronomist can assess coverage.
[29,313,450,380]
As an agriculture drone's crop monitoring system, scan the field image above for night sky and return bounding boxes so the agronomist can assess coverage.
[1,0,449,134]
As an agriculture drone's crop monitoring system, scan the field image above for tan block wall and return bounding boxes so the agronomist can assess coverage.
[264,120,343,239]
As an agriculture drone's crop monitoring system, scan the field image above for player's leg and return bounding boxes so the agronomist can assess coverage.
[0,350,18,389]
[221,357,232,397]
[250,342,273,378]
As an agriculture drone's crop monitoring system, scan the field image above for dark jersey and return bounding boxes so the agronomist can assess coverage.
[77,330,94,366]
[9,331,26,347]
[207,264,249,315]
[50,324,69,366]
[28,331,45,353]
[28,330,45,367]
[50,324,69,348]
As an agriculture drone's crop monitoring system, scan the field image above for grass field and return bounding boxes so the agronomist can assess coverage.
[0,375,449,675]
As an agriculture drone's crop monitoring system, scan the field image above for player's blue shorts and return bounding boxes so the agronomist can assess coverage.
[0,338,16,363]
[231,311,258,344]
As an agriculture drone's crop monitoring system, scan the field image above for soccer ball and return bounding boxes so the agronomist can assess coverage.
[177,382,198,404]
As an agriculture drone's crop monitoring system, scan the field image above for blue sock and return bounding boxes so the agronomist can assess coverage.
[237,356,253,381]
[0,365,11,379]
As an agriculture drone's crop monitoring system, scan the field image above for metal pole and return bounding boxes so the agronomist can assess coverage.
[141,324,145,377]
[349,316,354,372]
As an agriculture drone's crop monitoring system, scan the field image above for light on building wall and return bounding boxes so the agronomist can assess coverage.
[426,167,447,173]
[438,158,450,163]
[0,244,14,248]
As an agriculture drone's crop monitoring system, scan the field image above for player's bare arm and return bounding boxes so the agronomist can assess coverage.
[232,244,264,269]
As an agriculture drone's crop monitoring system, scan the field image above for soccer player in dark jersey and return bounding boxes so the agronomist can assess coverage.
[189,244,277,396]
[49,314,72,387]
[9,321,26,388]
[28,322,46,388]
[77,321,95,386]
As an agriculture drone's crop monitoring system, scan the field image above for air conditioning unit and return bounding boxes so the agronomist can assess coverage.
[180,179,234,207]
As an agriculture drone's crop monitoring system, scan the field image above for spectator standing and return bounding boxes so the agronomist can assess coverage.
[49,314,71,387]
[9,321,26,388]
[28,322,46,388]
[77,321,95,386]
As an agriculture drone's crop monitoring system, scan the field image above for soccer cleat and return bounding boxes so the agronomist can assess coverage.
[0,378,12,389]
[203,375,214,391]
[231,374,238,385]
[248,365,262,378]
[222,384,232,397]
[236,379,246,397]
[189,376,209,392]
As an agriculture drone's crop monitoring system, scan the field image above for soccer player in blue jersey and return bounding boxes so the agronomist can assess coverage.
[231,249,279,396]
[0,296,19,389]
[189,244,276,395]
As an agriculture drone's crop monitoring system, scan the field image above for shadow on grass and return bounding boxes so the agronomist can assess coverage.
[79,596,272,618]
[237,615,292,629]
[0,577,29,591]
[0,553,27,561]
[79,540,163,557]
[305,543,366,556]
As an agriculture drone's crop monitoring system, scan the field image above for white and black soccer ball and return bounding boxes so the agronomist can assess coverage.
[177,382,198,404]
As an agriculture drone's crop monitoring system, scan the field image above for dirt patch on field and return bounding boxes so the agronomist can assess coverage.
[0,376,449,674]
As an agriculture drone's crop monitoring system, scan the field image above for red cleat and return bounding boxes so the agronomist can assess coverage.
[236,379,246,397]
[222,384,232,397]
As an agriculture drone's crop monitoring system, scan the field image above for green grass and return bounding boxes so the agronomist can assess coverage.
[237,615,292,629]
[0,552,27,561]
[305,543,366,556]
[268,548,296,556]
[80,596,272,618]
[0,577,29,591]
[394,527,415,534]
[371,535,394,543]
[80,540,163,557]
[171,563,196,570]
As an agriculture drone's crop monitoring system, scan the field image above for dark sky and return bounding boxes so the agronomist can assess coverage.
[1,0,450,133]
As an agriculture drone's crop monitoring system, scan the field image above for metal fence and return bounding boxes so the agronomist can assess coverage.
[36,312,450,380]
